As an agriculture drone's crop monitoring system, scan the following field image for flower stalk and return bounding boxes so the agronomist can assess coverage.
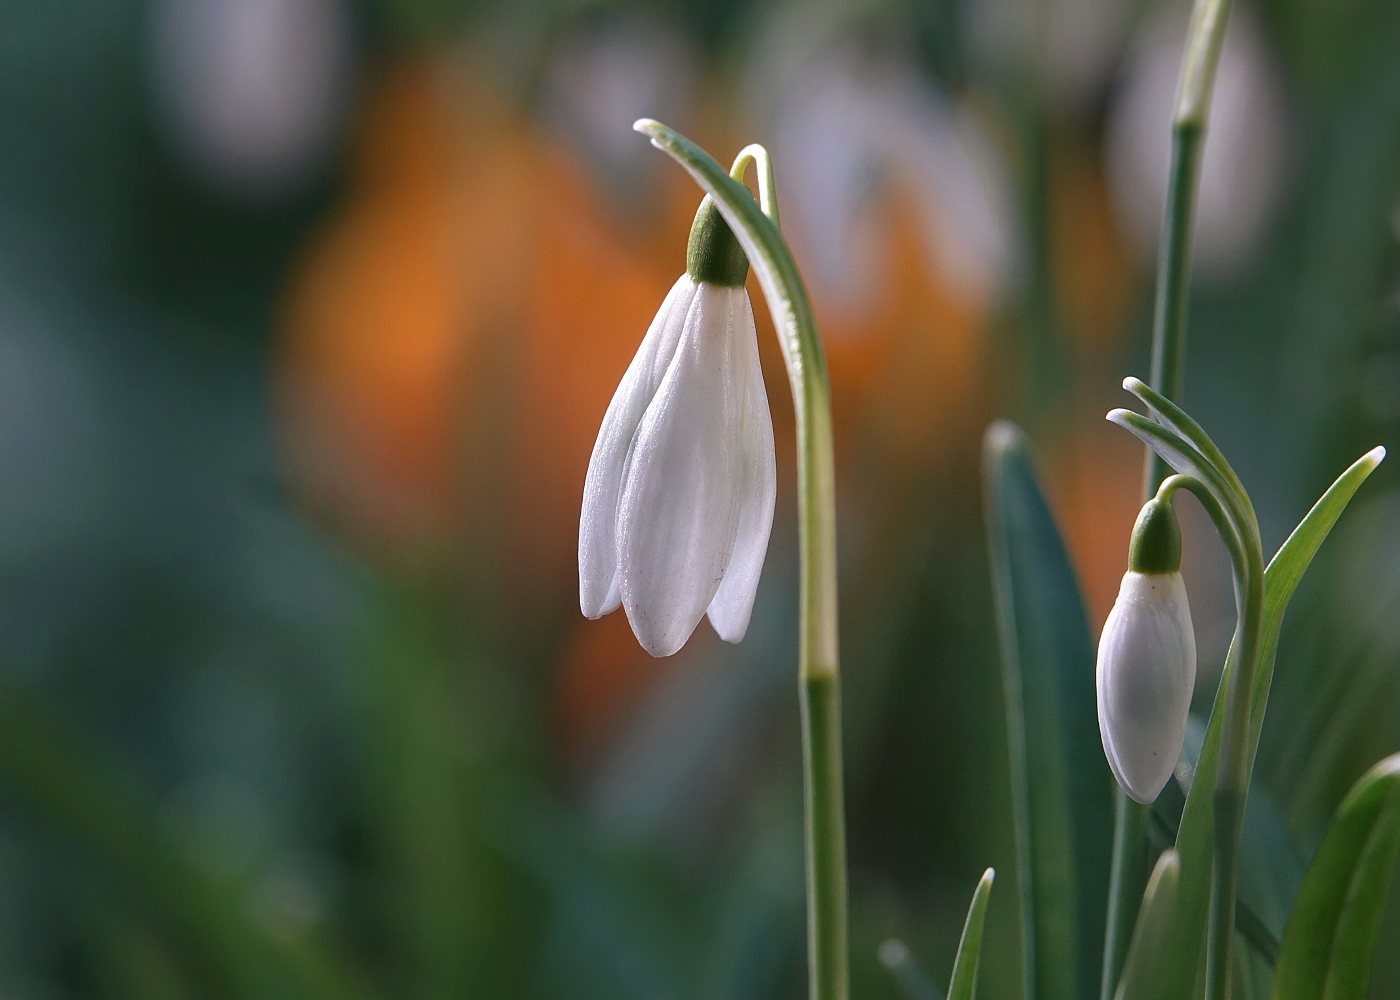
[1105,2,1237,997]
[634,119,847,1000]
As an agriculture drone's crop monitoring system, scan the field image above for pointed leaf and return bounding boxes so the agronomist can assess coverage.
[1270,753,1400,1000]
[1114,850,1180,1000]
[982,422,1113,1000]
[1158,447,1385,998]
[948,869,996,1000]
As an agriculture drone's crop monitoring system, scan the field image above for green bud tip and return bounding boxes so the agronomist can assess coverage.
[1128,497,1182,575]
[686,197,749,288]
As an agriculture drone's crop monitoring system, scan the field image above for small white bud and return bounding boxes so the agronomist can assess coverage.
[1096,570,1197,804]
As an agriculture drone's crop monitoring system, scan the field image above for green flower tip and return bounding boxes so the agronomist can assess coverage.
[1128,497,1182,575]
[686,197,749,288]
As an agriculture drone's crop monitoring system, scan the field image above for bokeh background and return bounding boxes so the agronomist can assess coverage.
[1,0,1398,996]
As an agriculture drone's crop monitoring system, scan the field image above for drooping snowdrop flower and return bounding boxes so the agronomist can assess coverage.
[1097,495,1197,804]
[579,198,776,657]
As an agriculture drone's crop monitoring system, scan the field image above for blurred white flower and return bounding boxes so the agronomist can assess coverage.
[751,39,1017,322]
[579,207,776,657]
[148,0,352,201]
[540,14,697,213]
[1097,498,1198,804]
[1105,4,1290,279]
[966,0,1129,116]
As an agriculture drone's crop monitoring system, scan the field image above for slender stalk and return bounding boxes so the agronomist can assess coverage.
[1143,125,1202,492]
[1106,87,1206,1000]
[635,120,846,1000]
[1104,3,1234,997]
[1101,795,1148,1000]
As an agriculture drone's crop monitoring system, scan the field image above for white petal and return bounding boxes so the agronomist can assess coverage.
[707,291,776,643]
[1096,571,1197,804]
[579,275,699,618]
[618,285,746,656]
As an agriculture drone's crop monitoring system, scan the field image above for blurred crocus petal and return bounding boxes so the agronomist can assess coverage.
[580,278,775,657]
[1096,571,1197,803]
[1105,4,1289,279]
[149,0,352,200]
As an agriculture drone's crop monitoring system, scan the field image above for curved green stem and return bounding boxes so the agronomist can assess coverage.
[636,119,846,1000]
[730,145,780,227]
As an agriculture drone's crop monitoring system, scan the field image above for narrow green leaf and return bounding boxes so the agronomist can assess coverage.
[1270,753,1400,1000]
[1121,378,1255,537]
[1158,447,1384,999]
[982,422,1114,1000]
[948,869,996,1000]
[1114,850,1180,1000]
[1251,447,1387,753]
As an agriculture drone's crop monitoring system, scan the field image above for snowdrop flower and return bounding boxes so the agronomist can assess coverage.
[579,198,776,657]
[1097,496,1197,803]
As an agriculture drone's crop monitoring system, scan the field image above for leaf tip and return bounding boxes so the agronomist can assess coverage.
[1123,375,1146,394]
[1366,444,1386,466]
[633,117,661,135]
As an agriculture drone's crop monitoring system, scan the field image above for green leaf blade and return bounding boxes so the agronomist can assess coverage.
[948,869,996,1000]
[1270,754,1400,1000]
[1114,850,1181,1000]
[1158,447,1385,998]
[982,422,1114,1000]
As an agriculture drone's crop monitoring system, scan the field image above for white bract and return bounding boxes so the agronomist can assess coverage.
[579,273,776,657]
[1096,570,1197,804]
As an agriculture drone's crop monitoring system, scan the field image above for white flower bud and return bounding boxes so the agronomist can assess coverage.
[578,201,776,657]
[1096,570,1197,804]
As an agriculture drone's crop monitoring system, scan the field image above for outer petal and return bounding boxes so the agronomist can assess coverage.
[579,275,699,618]
[618,284,745,656]
[706,291,776,643]
[1096,571,1197,804]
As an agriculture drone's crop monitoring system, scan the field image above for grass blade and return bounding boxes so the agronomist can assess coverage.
[1270,753,1400,1000]
[1114,850,1180,1000]
[983,422,1113,1000]
[948,869,996,1000]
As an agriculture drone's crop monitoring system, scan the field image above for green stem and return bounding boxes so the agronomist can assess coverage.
[803,674,849,1000]
[1101,795,1149,1000]
[1119,2,1236,994]
[635,120,846,1000]
[1143,124,1202,493]
[1107,124,1204,1000]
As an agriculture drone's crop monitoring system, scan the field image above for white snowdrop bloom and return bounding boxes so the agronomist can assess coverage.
[1097,498,1197,804]
[579,199,776,657]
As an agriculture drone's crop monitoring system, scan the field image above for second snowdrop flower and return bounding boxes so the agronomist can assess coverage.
[1097,494,1197,804]
[578,197,777,657]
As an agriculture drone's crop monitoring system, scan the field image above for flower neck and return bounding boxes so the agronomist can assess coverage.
[1128,497,1182,575]
[686,197,749,288]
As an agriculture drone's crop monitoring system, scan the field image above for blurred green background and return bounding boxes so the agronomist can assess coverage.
[0,0,1397,996]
